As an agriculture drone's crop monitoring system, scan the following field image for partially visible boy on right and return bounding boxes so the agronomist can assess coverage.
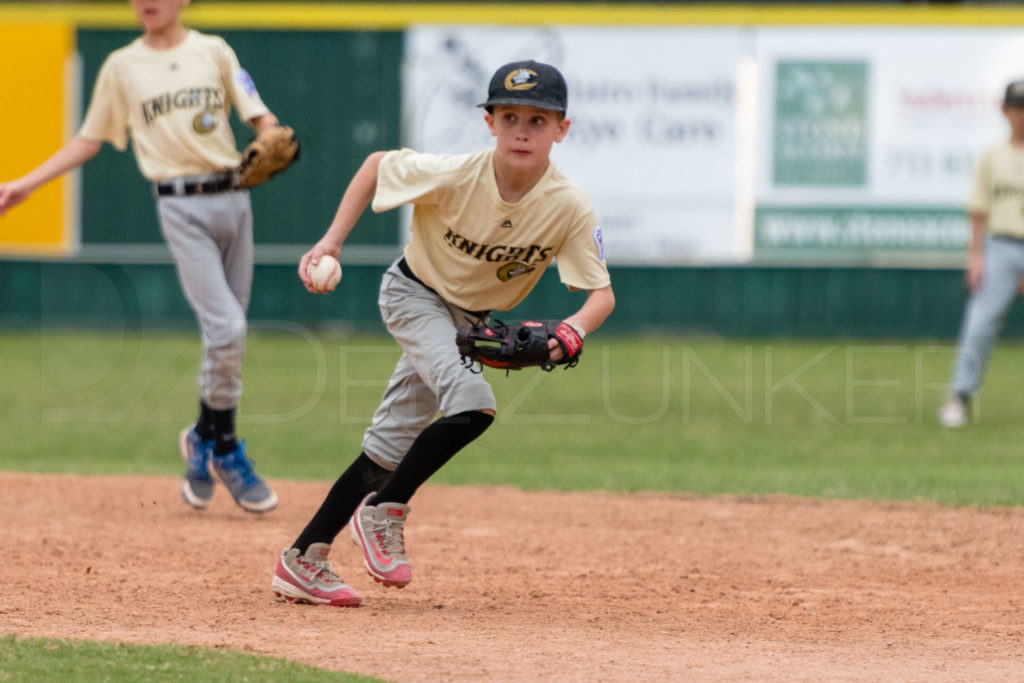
[940,78,1024,428]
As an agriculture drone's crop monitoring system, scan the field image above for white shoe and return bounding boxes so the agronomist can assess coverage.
[350,493,412,588]
[939,395,969,428]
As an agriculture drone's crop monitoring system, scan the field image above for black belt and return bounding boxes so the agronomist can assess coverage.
[155,172,236,197]
[396,257,490,319]
[991,234,1024,245]
[397,256,434,292]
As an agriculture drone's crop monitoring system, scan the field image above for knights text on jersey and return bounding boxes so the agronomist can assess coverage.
[373,148,610,312]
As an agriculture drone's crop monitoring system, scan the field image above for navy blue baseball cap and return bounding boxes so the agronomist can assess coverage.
[478,60,568,113]
[1006,79,1024,107]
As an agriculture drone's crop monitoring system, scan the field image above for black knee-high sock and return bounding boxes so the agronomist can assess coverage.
[291,452,392,554]
[371,410,494,506]
[195,401,216,441]
[208,405,238,455]
[195,400,237,453]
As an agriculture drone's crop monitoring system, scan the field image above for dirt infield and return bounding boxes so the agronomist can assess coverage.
[2,473,1024,681]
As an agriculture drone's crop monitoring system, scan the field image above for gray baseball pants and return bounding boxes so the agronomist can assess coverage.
[951,235,1024,396]
[157,190,253,410]
[363,260,497,470]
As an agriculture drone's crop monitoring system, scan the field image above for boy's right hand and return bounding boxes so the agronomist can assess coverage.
[0,180,32,217]
[966,252,985,293]
[299,241,342,294]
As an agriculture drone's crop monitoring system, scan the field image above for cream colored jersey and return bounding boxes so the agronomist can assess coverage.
[372,148,610,312]
[968,141,1024,239]
[78,30,269,181]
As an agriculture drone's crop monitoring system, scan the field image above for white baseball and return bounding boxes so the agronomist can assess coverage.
[307,255,342,291]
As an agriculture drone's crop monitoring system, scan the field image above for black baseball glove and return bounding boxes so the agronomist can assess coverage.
[455,318,584,372]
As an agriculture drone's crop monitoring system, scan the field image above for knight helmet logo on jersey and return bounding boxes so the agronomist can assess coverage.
[496,262,536,282]
[192,110,218,134]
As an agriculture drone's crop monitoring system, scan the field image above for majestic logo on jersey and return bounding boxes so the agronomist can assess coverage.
[504,68,539,92]
[192,110,218,134]
[141,87,225,125]
[442,228,552,281]
[501,219,513,229]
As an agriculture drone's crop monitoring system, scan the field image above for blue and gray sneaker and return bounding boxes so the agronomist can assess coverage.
[178,425,215,510]
[211,441,278,513]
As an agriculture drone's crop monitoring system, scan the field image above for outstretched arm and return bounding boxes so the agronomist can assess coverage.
[0,137,102,217]
[298,151,388,293]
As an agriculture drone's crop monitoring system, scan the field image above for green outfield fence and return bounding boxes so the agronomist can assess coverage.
[5,9,1023,338]
[4,259,1022,339]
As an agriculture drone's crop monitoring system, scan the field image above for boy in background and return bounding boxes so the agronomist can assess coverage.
[0,0,282,512]
[941,79,1024,428]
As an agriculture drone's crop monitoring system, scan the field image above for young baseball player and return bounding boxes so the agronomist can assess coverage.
[0,0,279,511]
[940,78,1024,428]
[271,59,615,607]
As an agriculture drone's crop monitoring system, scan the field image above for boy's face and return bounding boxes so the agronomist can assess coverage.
[129,0,190,33]
[485,104,571,169]
[1004,103,1024,134]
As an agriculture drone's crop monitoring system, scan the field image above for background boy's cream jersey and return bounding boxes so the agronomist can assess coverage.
[968,142,1024,239]
[373,148,610,312]
[79,30,269,181]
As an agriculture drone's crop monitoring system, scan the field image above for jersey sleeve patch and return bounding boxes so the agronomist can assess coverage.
[593,226,605,261]
[235,69,257,97]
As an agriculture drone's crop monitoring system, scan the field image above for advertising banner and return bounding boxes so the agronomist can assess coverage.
[755,28,1024,264]
[404,26,745,264]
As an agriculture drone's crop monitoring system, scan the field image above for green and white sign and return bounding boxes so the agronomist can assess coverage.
[752,28,1024,265]
[773,61,868,187]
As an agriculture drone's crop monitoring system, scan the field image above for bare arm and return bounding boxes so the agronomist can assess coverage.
[0,137,102,217]
[298,151,388,293]
[249,112,280,133]
[565,285,615,336]
[966,211,987,293]
[549,285,616,360]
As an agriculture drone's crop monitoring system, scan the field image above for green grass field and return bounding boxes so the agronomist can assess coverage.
[0,635,384,682]
[4,328,1024,679]
[3,329,1024,505]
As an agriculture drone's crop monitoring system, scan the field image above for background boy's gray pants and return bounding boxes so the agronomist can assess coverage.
[158,190,253,411]
[951,235,1024,396]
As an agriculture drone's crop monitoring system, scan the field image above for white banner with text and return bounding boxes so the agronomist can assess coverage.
[406,25,1024,266]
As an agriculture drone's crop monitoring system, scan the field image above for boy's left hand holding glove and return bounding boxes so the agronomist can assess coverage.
[456,319,584,372]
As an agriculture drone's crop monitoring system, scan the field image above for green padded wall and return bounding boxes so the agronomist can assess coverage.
[1,261,1015,340]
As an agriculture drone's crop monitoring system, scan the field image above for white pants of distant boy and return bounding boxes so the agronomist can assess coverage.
[951,235,1024,396]
[158,190,253,410]
[363,260,497,470]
